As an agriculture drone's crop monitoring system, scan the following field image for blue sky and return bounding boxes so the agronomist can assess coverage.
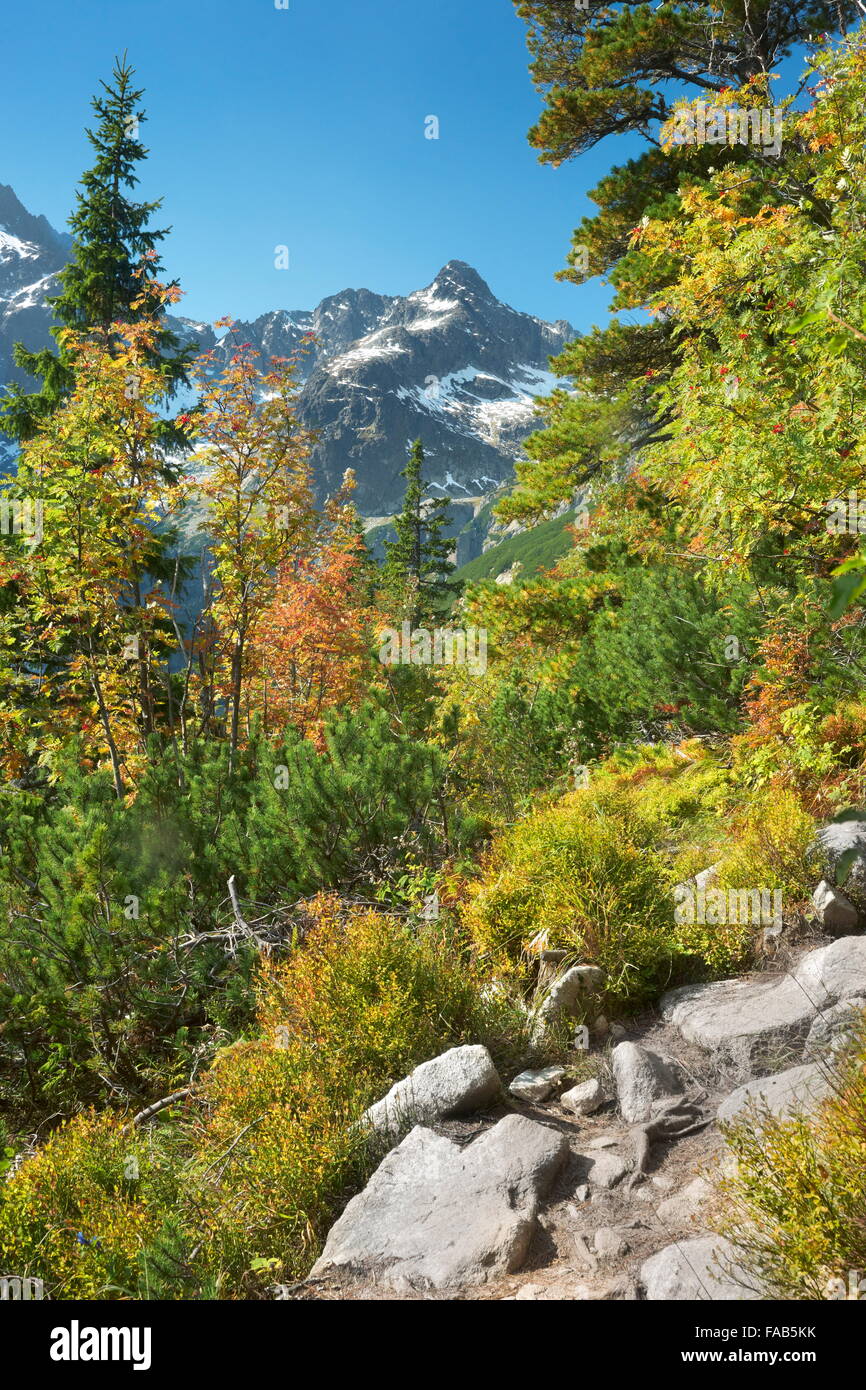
[2,0,814,333]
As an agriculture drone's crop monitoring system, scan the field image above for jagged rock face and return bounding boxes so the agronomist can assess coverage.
[293,262,573,513]
[0,184,72,443]
[0,184,575,513]
[190,261,573,513]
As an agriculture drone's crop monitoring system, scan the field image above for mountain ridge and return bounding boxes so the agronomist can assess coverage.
[0,186,575,513]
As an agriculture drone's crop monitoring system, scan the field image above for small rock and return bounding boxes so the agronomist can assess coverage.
[582,1151,630,1190]
[509,1064,566,1103]
[586,1133,620,1150]
[594,1226,630,1258]
[812,880,860,934]
[560,1077,607,1116]
[575,1184,590,1202]
[612,1041,686,1124]
[572,1232,599,1270]
[537,965,605,1026]
[656,1176,713,1226]
[590,1013,610,1038]
[609,1022,627,1041]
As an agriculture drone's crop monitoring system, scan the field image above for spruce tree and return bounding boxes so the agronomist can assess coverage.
[1,53,189,443]
[383,440,456,623]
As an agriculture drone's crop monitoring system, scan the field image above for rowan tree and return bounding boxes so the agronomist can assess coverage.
[0,275,188,792]
[188,333,317,759]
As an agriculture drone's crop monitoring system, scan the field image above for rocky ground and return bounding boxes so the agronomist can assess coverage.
[292,918,866,1302]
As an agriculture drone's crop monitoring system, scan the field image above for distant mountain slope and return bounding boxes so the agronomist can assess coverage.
[452,509,577,585]
[0,185,575,514]
[0,184,70,388]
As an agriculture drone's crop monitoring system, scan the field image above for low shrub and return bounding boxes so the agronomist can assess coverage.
[190,894,535,1290]
[713,787,816,903]
[587,742,733,852]
[462,790,682,1006]
[185,895,535,1291]
[0,706,464,1118]
[0,1112,182,1300]
[717,1010,866,1299]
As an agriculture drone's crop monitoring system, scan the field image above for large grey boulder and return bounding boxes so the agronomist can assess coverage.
[661,935,866,1075]
[362,1045,501,1138]
[717,1062,832,1127]
[310,1115,568,1292]
[804,997,865,1059]
[641,1236,762,1300]
[812,880,859,934]
[812,820,866,914]
[612,1041,687,1123]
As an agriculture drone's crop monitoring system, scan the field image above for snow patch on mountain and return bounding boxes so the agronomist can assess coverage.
[2,272,60,315]
[329,334,411,372]
[0,230,42,264]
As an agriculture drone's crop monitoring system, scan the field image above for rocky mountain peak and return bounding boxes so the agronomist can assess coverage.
[428,259,495,301]
[0,183,576,514]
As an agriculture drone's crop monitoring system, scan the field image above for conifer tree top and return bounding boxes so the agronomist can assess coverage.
[1,53,188,444]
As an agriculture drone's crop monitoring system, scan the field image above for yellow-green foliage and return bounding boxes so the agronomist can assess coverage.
[713,787,816,902]
[189,894,533,1290]
[671,907,755,978]
[590,748,816,977]
[461,743,809,995]
[462,789,681,1005]
[587,742,732,852]
[717,1013,866,1299]
[0,1113,178,1300]
[733,695,866,813]
[0,897,534,1298]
